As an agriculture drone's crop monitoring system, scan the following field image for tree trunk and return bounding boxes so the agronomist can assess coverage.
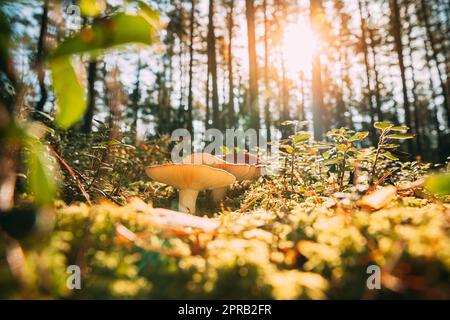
[35,0,49,113]
[358,0,376,143]
[187,0,195,137]
[365,0,383,123]
[263,0,271,141]
[390,0,414,155]
[299,71,306,121]
[82,60,97,134]
[131,57,141,145]
[405,3,422,155]
[420,0,450,128]
[227,0,236,128]
[245,0,260,130]
[207,0,220,129]
[310,0,325,140]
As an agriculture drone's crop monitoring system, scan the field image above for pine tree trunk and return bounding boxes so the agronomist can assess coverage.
[245,0,260,130]
[420,0,450,128]
[187,0,195,137]
[82,60,97,134]
[358,0,376,143]
[390,0,414,155]
[263,0,271,141]
[227,0,236,128]
[207,0,220,129]
[310,0,325,140]
[35,0,49,113]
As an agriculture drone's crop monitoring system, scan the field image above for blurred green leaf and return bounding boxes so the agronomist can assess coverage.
[280,145,294,154]
[348,131,369,142]
[374,122,393,130]
[24,137,57,206]
[50,57,86,128]
[293,132,311,144]
[390,126,409,131]
[382,151,399,161]
[387,133,415,140]
[425,174,450,195]
[50,12,158,59]
[80,0,106,17]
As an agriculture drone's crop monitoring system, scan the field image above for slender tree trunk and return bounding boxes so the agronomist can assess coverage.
[420,0,450,128]
[187,0,195,137]
[82,60,97,134]
[406,4,422,155]
[423,28,445,160]
[358,0,377,143]
[131,57,141,144]
[207,0,220,129]
[35,0,49,112]
[281,47,289,138]
[205,67,210,130]
[390,0,414,155]
[246,0,260,130]
[299,71,306,121]
[227,0,236,128]
[364,0,383,123]
[263,0,271,141]
[310,0,325,140]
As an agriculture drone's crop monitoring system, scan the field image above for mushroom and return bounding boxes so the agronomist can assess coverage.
[145,164,235,214]
[182,153,258,202]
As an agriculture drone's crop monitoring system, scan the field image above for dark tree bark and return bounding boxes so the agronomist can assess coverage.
[130,57,141,144]
[207,0,220,129]
[358,0,376,143]
[310,0,325,140]
[227,0,236,128]
[245,0,260,130]
[364,0,383,124]
[405,3,422,155]
[35,0,49,113]
[82,60,97,134]
[390,0,414,154]
[187,0,195,137]
[420,0,450,128]
[263,0,271,141]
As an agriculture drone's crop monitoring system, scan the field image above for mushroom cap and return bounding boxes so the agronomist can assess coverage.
[182,153,252,181]
[145,163,236,191]
[222,152,264,165]
[182,153,225,166]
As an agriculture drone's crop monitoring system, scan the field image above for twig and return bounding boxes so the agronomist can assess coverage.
[50,146,92,207]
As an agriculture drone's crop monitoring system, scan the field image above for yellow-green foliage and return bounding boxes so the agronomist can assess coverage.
[1,195,449,299]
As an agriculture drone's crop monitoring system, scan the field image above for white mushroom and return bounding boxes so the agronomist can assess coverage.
[145,164,236,214]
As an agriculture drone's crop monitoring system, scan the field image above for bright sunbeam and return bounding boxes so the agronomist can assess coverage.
[283,23,317,76]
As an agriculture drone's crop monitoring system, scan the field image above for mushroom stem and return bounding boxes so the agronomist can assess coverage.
[211,187,227,203]
[178,189,199,213]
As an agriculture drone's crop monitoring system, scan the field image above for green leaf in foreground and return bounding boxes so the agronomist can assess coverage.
[50,13,157,59]
[24,137,57,206]
[293,132,312,144]
[425,174,450,195]
[50,57,86,128]
[386,133,415,140]
[349,131,369,142]
[374,122,393,130]
[80,0,106,17]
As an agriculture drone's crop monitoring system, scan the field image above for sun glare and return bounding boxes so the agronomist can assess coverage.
[283,23,317,76]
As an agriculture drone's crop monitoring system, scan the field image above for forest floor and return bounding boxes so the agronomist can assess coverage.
[1,130,450,299]
[1,171,449,299]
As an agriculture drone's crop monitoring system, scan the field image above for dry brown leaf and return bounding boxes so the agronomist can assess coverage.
[358,185,397,210]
